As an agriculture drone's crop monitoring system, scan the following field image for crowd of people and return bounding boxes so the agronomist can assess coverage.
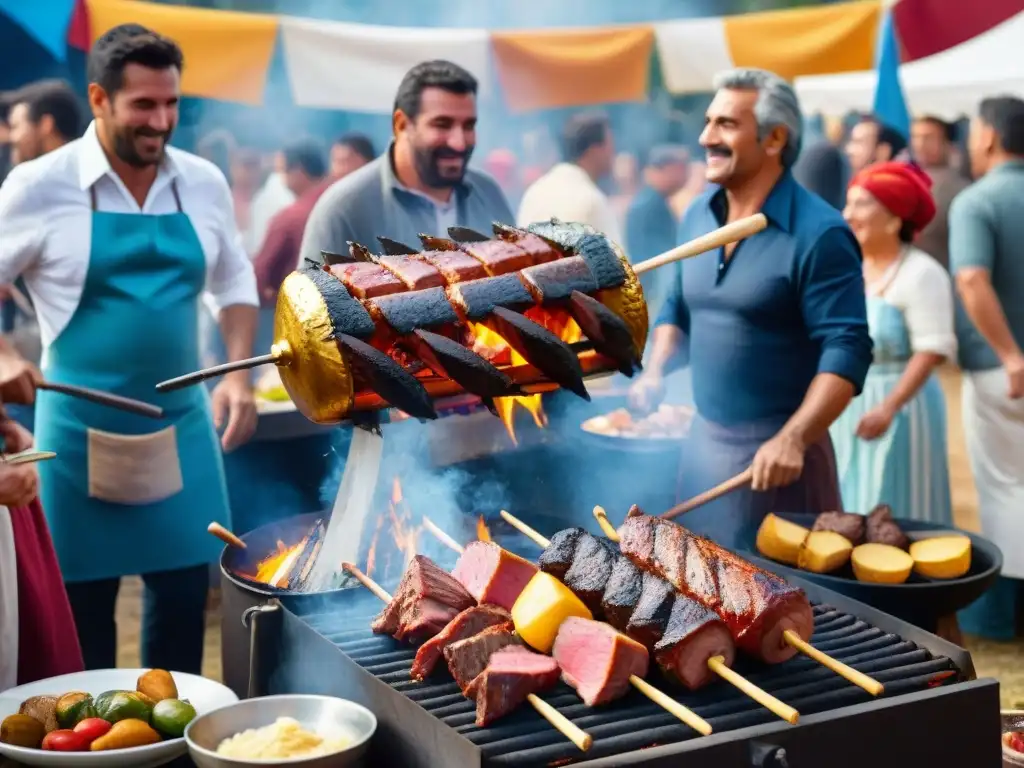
[0,19,1021,688]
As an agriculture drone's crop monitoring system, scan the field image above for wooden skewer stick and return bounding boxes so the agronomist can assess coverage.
[592,508,884,698]
[3,449,56,466]
[633,214,768,276]
[340,561,593,751]
[593,505,619,540]
[490,513,712,735]
[422,516,466,556]
[208,521,246,549]
[661,467,754,520]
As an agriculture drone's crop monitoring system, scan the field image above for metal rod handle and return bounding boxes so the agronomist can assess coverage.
[39,382,164,419]
[156,354,279,392]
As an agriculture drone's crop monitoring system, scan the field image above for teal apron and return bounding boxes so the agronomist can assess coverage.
[34,181,231,583]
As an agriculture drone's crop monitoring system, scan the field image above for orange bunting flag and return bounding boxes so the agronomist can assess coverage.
[490,26,655,113]
[723,0,881,81]
[84,0,278,105]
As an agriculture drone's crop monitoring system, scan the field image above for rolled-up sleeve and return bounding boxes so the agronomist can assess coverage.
[0,166,45,285]
[798,226,873,392]
[205,171,258,314]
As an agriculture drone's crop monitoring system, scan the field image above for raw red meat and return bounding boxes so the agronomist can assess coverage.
[551,617,648,706]
[451,541,538,611]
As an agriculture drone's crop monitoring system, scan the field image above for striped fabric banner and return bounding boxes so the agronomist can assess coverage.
[279,17,492,112]
[893,0,1022,62]
[490,26,655,113]
[84,0,278,105]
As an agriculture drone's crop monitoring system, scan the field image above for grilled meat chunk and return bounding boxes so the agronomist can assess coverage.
[538,527,586,581]
[519,256,599,303]
[561,533,618,615]
[416,251,488,284]
[866,504,909,550]
[368,287,460,334]
[444,625,522,693]
[447,274,535,321]
[378,255,446,291]
[812,511,866,546]
[600,556,643,632]
[371,556,475,643]
[552,617,648,706]
[624,571,674,648]
[654,596,735,690]
[459,239,534,276]
[464,646,560,726]
[492,224,560,264]
[328,262,406,299]
[451,541,539,611]
[619,514,814,663]
[410,605,512,681]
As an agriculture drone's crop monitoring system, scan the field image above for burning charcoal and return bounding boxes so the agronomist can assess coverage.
[487,307,589,400]
[301,264,377,339]
[377,236,418,255]
[447,274,535,321]
[419,234,459,251]
[411,330,521,399]
[449,226,492,243]
[567,290,640,377]
[286,521,326,591]
[335,333,437,420]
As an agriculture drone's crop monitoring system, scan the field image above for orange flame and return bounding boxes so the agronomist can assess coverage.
[254,538,307,587]
[468,311,582,444]
[477,515,492,543]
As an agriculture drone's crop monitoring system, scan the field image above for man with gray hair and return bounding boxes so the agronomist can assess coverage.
[629,67,872,549]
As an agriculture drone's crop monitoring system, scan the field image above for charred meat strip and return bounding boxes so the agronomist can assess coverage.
[552,617,648,706]
[574,233,628,289]
[447,274,535,321]
[328,262,406,299]
[370,555,475,643]
[451,541,538,611]
[444,625,522,693]
[493,225,561,264]
[624,571,675,648]
[459,240,534,276]
[416,251,488,284]
[378,255,446,291]
[561,533,618,615]
[410,605,511,681]
[600,556,643,632]
[519,256,599,304]
[464,646,560,727]
[812,511,866,546]
[618,513,814,663]
[654,596,735,690]
[537,527,586,581]
[367,287,459,334]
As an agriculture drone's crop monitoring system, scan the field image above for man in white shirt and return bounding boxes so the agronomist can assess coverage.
[517,111,622,245]
[0,23,259,674]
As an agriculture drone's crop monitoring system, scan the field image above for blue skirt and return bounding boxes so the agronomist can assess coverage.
[831,364,953,524]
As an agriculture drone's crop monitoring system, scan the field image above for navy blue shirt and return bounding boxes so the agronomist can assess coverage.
[656,171,872,427]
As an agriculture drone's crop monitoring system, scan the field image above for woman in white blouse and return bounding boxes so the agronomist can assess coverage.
[831,161,956,524]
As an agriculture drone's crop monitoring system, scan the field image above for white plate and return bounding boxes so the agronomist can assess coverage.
[0,669,238,767]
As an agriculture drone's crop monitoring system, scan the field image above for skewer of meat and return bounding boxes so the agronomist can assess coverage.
[157,214,769,426]
[593,506,885,696]
[490,512,799,726]
[343,560,591,749]
[421,527,714,735]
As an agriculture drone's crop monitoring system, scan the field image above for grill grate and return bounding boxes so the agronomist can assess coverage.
[295,599,963,766]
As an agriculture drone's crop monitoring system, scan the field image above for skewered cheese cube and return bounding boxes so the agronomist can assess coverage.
[511,572,592,653]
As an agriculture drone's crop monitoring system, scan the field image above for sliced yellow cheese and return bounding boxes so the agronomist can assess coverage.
[798,530,853,574]
[755,513,810,566]
[909,535,972,580]
[511,572,592,653]
[851,543,914,584]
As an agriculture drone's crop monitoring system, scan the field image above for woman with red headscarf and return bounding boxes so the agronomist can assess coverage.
[830,161,956,524]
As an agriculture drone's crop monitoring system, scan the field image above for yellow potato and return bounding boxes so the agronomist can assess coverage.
[909,536,972,580]
[755,513,809,566]
[851,543,914,584]
[798,530,853,574]
[511,572,592,653]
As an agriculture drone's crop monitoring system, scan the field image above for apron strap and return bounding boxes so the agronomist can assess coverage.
[88,179,183,213]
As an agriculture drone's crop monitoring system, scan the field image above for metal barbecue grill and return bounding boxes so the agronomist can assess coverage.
[255,568,1001,767]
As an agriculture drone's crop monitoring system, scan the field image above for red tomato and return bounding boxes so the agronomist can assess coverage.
[1009,731,1024,754]
[73,718,112,743]
[41,730,91,751]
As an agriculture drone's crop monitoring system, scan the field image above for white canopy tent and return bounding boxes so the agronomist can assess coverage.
[794,11,1024,120]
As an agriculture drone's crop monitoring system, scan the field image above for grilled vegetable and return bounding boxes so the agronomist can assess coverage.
[909,536,972,580]
[851,543,914,584]
[93,690,153,724]
[136,669,178,702]
[89,719,161,751]
[511,571,592,653]
[1,714,46,748]
[55,691,95,729]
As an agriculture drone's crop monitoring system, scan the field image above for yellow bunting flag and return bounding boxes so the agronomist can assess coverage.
[490,26,654,113]
[723,0,881,81]
[85,0,278,105]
